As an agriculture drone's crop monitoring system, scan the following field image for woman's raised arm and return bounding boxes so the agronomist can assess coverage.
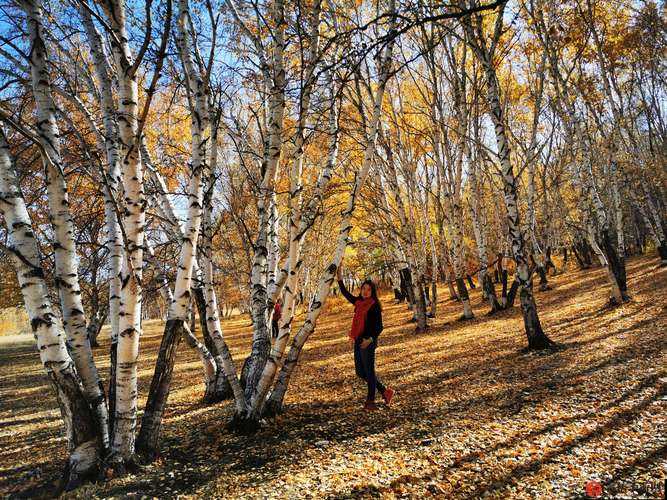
[337,264,357,304]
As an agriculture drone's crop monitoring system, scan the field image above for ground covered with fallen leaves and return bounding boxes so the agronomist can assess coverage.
[1,256,666,499]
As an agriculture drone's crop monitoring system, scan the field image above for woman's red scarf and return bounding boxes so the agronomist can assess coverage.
[349,297,375,341]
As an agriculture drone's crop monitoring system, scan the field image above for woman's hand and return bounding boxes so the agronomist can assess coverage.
[360,338,372,349]
[336,262,343,281]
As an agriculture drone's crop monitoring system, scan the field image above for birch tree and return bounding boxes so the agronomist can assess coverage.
[265,0,397,413]
[136,0,207,457]
[17,0,109,447]
[0,129,100,489]
[460,0,555,349]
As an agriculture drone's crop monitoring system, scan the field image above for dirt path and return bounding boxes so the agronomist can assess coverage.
[1,256,665,499]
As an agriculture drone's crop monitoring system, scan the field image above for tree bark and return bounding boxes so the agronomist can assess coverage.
[466,18,554,349]
[264,11,396,412]
[137,0,208,458]
[0,132,100,489]
[22,0,108,449]
[99,0,148,464]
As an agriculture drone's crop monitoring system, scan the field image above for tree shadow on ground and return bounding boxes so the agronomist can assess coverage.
[1,256,665,498]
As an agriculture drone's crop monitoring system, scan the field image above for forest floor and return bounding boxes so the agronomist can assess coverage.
[0,255,666,499]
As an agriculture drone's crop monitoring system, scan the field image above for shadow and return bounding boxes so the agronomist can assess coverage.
[341,386,662,499]
[1,255,665,498]
[601,444,667,498]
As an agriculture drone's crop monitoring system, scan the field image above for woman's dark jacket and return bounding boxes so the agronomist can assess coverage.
[338,280,383,342]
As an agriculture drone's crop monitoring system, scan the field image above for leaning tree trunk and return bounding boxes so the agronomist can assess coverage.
[426,223,439,318]
[238,0,288,410]
[136,0,207,458]
[0,132,100,490]
[479,52,554,350]
[588,168,628,303]
[527,163,549,293]
[22,0,109,449]
[249,69,338,418]
[585,215,624,304]
[589,15,632,290]
[199,201,246,414]
[573,159,624,305]
[195,120,235,402]
[78,2,124,436]
[193,286,229,402]
[146,238,221,402]
[264,12,396,413]
[539,17,627,304]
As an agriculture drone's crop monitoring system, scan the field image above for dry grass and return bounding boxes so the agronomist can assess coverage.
[0,308,30,336]
[0,256,665,499]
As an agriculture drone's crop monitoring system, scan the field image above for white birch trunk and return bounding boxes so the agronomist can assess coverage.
[535,5,627,300]
[421,193,439,318]
[21,0,108,448]
[242,0,288,405]
[136,0,211,455]
[373,167,410,299]
[265,9,396,412]
[100,0,146,461]
[141,140,220,397]
[586,216,623,303]
[266,195,280,293]
[466,21,554,348]
[250,70,339,415]
[201,241,247,413]
[76,4,124,437]
[0,132,100,488]
[78,3,123,352]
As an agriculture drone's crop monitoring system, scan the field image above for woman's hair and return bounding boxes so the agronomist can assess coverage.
[360,279,382,311]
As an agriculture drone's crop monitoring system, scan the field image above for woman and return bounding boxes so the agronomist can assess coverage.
[337,263,394,411]
[272,297,282,339]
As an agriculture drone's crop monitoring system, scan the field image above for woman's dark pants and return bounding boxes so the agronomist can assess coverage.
[354,338,386,401]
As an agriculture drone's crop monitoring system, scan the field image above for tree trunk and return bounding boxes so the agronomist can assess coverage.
[97,0,148,465]
[586,220,624,304]
[477,48,554,349]
[455,278,473,320]
[77,2,124,438]
[22,0,109,449]
[240,0,288,411]
[0,133,100,489]
[249,58,339,418]
[642,188,667,266]
[87,308,107,348]
[413,276,428,332]
[136,0,207,458]
[263,13,396,413]
[193,287,230,402]
[136,319,184,458]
